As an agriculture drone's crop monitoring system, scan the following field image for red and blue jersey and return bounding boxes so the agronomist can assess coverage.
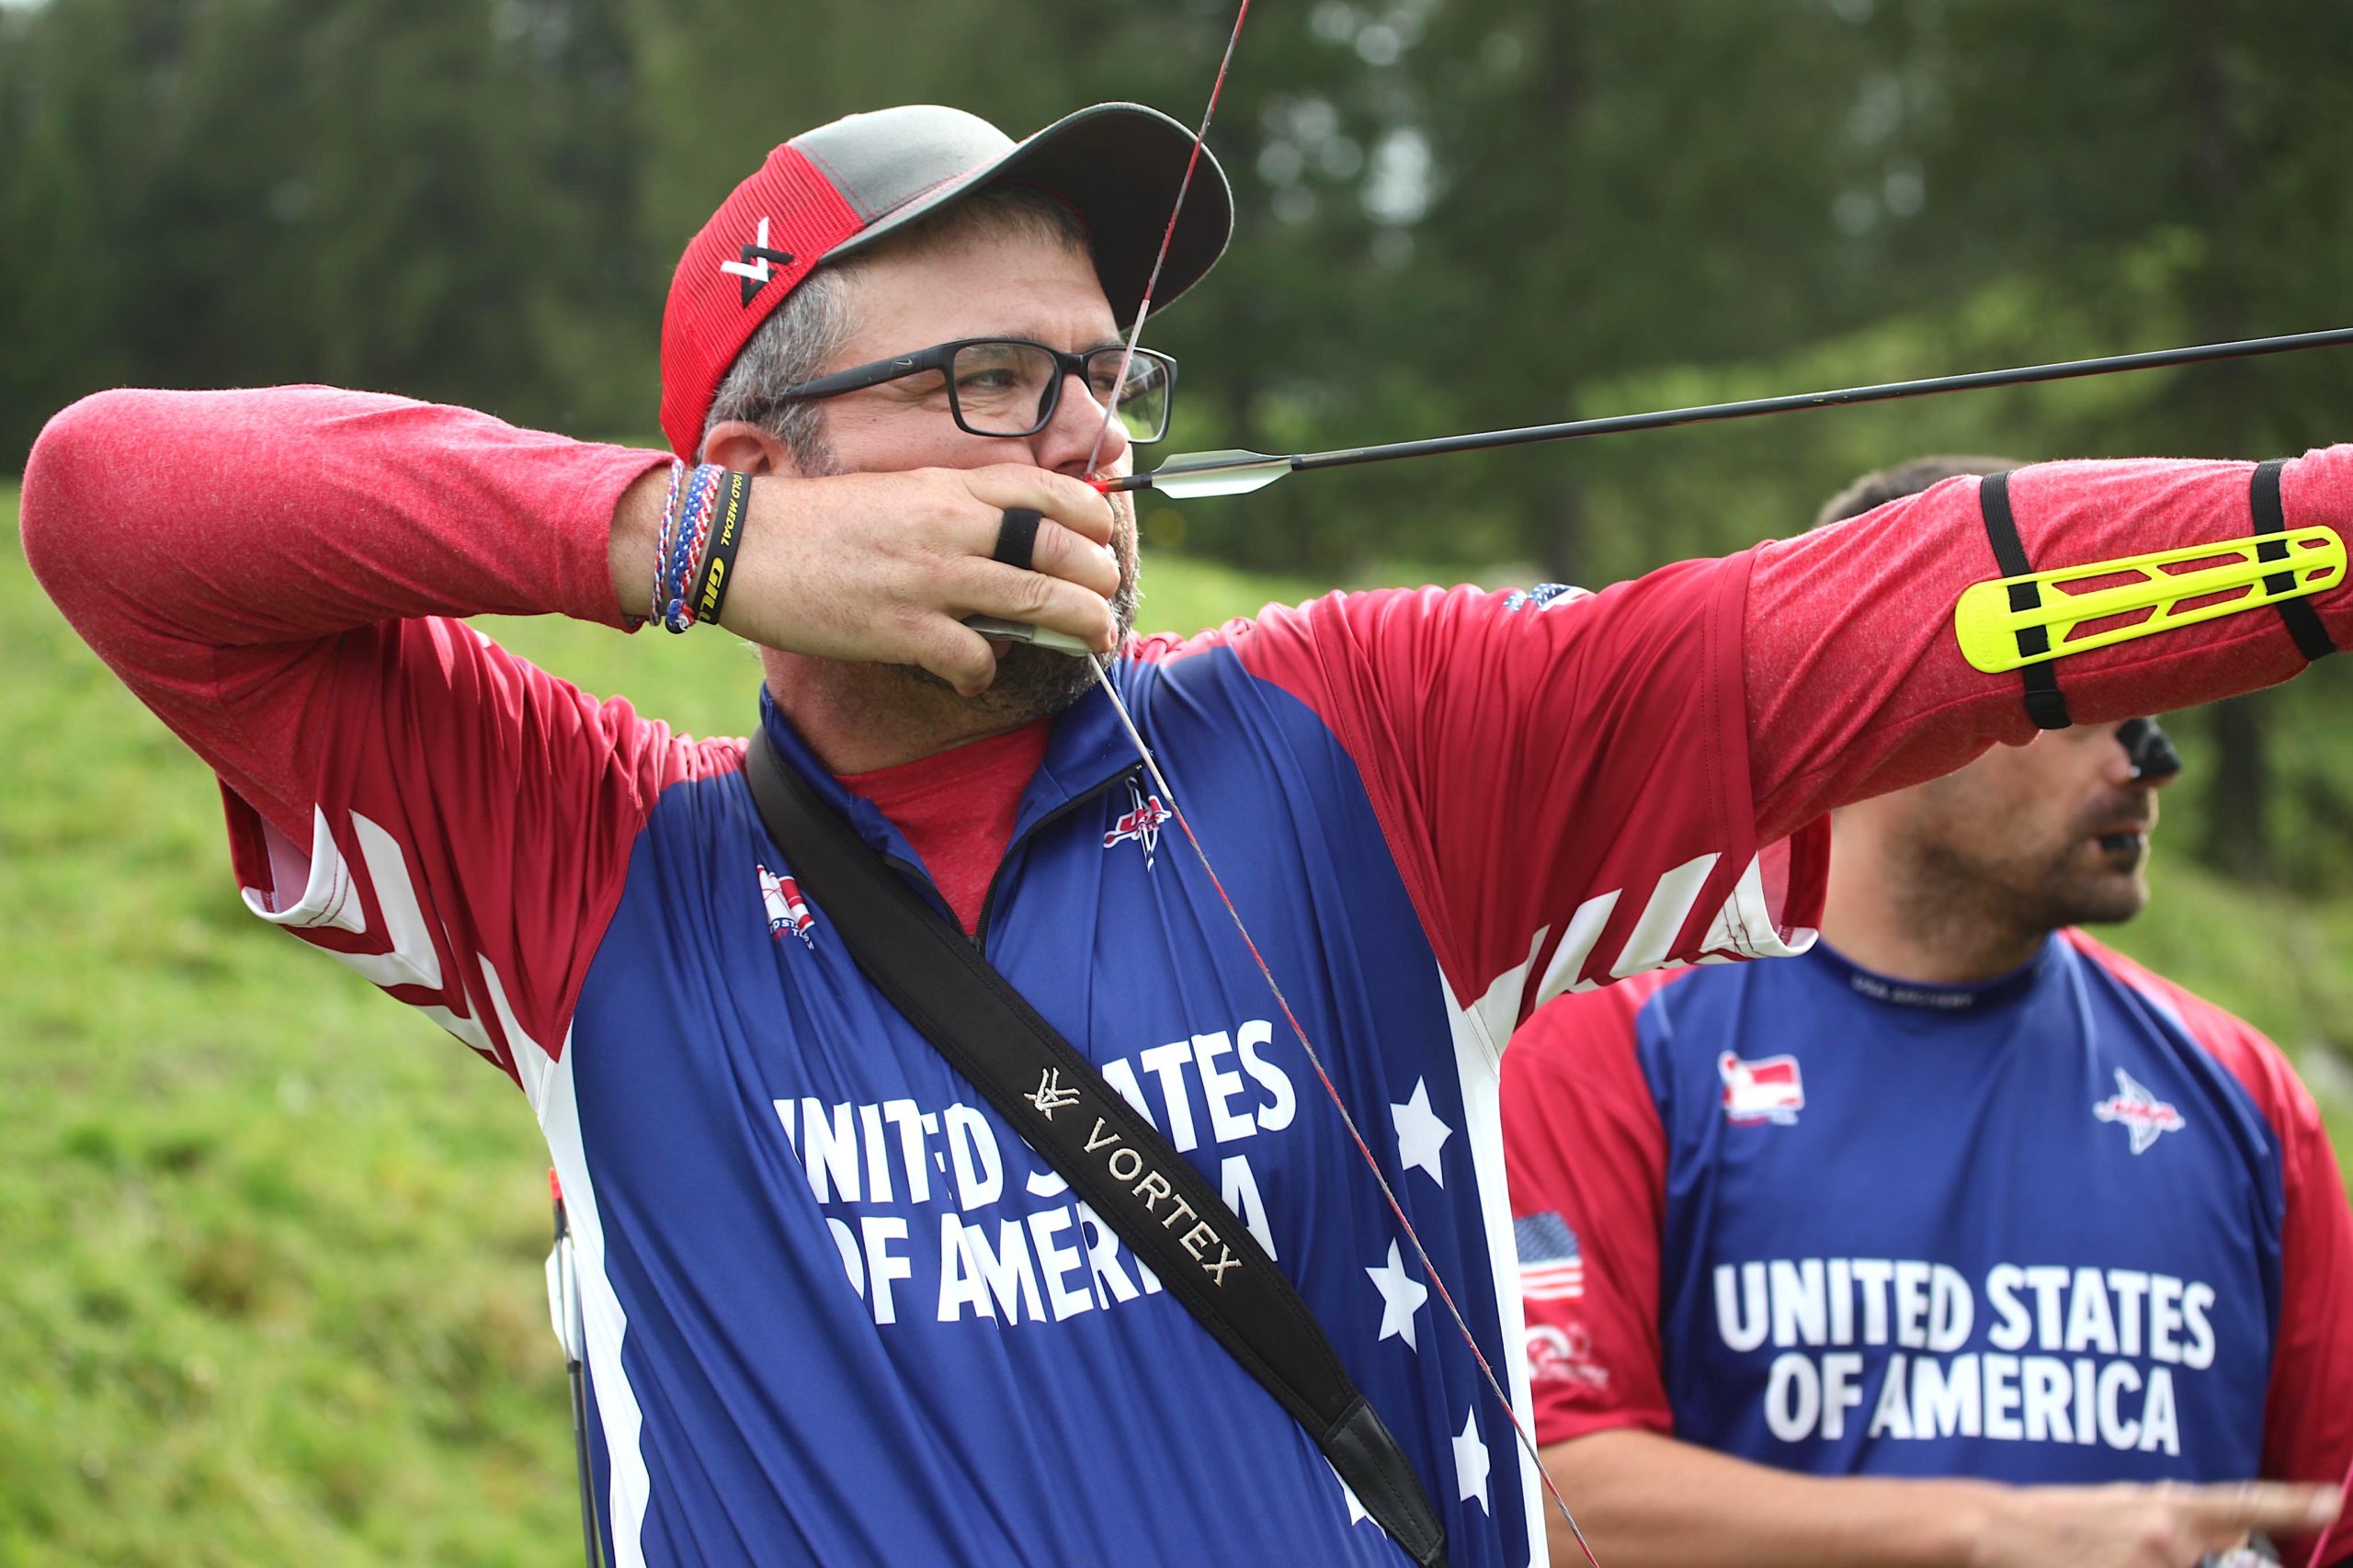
[188,597,1807,1568]
[26,387,2353,1565]
[1504,931,2353,1562]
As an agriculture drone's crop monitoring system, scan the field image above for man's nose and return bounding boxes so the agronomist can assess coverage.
[1035,367,1131,477]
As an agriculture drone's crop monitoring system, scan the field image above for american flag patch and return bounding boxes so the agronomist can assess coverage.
[1500,583,1592,613]
[1514,1211,1585,1301]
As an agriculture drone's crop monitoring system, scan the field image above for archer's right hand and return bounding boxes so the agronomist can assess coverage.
[612,461,1121,697]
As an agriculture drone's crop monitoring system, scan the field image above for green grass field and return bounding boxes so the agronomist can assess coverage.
[0,485,1351,1565]
[5,483,2350,1563]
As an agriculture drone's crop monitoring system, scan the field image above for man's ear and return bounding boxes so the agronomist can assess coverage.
[699,420,798,477]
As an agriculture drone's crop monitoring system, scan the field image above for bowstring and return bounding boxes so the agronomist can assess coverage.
[1087,661,1601,1565]
[1081,0,1252,476]
[1083,7,1602,1562]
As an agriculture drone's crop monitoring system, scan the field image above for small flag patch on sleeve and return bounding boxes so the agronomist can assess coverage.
[1513,1211,1586,1301]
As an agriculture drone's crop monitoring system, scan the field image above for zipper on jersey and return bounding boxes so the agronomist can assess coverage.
[972,764,1144,952]
[877,847,961,929]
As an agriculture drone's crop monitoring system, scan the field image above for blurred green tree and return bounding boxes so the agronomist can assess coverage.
[0,0,652,454]
[5,0,2350,877]
[1857,0,2353,886]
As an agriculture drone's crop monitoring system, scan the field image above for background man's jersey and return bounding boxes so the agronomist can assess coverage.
[29,388,2353,1565]
[1504,931,2353,1562]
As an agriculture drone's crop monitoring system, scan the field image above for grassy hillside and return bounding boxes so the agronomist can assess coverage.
[4,483,2349,1562]
[0,486,1346,1565]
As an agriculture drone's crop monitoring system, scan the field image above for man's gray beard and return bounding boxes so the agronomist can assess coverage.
[792,432,1142,727]
[893,510,1141,726]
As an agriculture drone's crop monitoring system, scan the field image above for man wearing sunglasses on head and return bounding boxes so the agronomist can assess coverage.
[22,101,2353,1566]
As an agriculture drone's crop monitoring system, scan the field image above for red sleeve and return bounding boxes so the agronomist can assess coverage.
[1149,449,2353,1028]
[20,387,696,1088]
[1745,454,2353,841]
[2064,933,2353,1564]
[1501,972,1678,1446]
[1165,569,1831,1026]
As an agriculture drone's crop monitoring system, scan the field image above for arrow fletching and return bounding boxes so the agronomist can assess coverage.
[1953,526,2347,673]
[1115,449,1298,498]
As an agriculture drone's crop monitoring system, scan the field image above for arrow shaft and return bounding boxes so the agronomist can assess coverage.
[1116,325,2353,494]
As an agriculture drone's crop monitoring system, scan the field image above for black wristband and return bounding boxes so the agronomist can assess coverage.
[691,471,752,629]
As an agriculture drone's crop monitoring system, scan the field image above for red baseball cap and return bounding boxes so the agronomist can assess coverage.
[658,102,1233,459]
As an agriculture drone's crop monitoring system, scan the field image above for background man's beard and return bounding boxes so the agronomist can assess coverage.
[1897,832,2150,956]
[2018,851,2150,930]
[1968,871,2136,938]
[2026,795,2155,929]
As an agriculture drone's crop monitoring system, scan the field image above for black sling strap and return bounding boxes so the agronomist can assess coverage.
[1976,471,2075,730]
[745,733,1450,1567]
[2250,458,2338,662]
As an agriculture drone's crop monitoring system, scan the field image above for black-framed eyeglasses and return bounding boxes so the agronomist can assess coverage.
[763,337,1178,444]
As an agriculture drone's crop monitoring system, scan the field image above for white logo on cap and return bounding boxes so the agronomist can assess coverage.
[720,217,797,305]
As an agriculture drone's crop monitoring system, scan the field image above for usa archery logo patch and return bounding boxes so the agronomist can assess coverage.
[757,863,817,949]
[1525,1323,1609,1392]
[1719,1051,1804,1126]
[1103,780,1171,869]
[2093,1066,2184,1154]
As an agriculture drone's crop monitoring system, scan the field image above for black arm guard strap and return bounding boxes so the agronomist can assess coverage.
[1976,471,2075,730]
[2250,459,2337,663]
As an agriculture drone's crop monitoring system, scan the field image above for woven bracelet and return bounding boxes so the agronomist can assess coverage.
[647,459,687,626]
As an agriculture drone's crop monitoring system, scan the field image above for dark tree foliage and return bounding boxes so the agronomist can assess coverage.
[6,0,2351,881]
[0,0,648,449]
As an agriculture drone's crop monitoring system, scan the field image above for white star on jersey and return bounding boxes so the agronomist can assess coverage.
[1391,1077,1452,1187]
[1452,1405,1492,1514]
[1325,1459,1370,1526]
[1366,1240,1429,1350]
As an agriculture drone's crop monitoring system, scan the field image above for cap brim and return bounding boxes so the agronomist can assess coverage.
[819,102,1232,324]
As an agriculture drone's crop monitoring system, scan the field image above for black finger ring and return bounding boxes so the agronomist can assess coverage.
[992,508,1042,572]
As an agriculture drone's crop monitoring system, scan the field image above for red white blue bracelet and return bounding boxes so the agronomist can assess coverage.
[654,462,724,633]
